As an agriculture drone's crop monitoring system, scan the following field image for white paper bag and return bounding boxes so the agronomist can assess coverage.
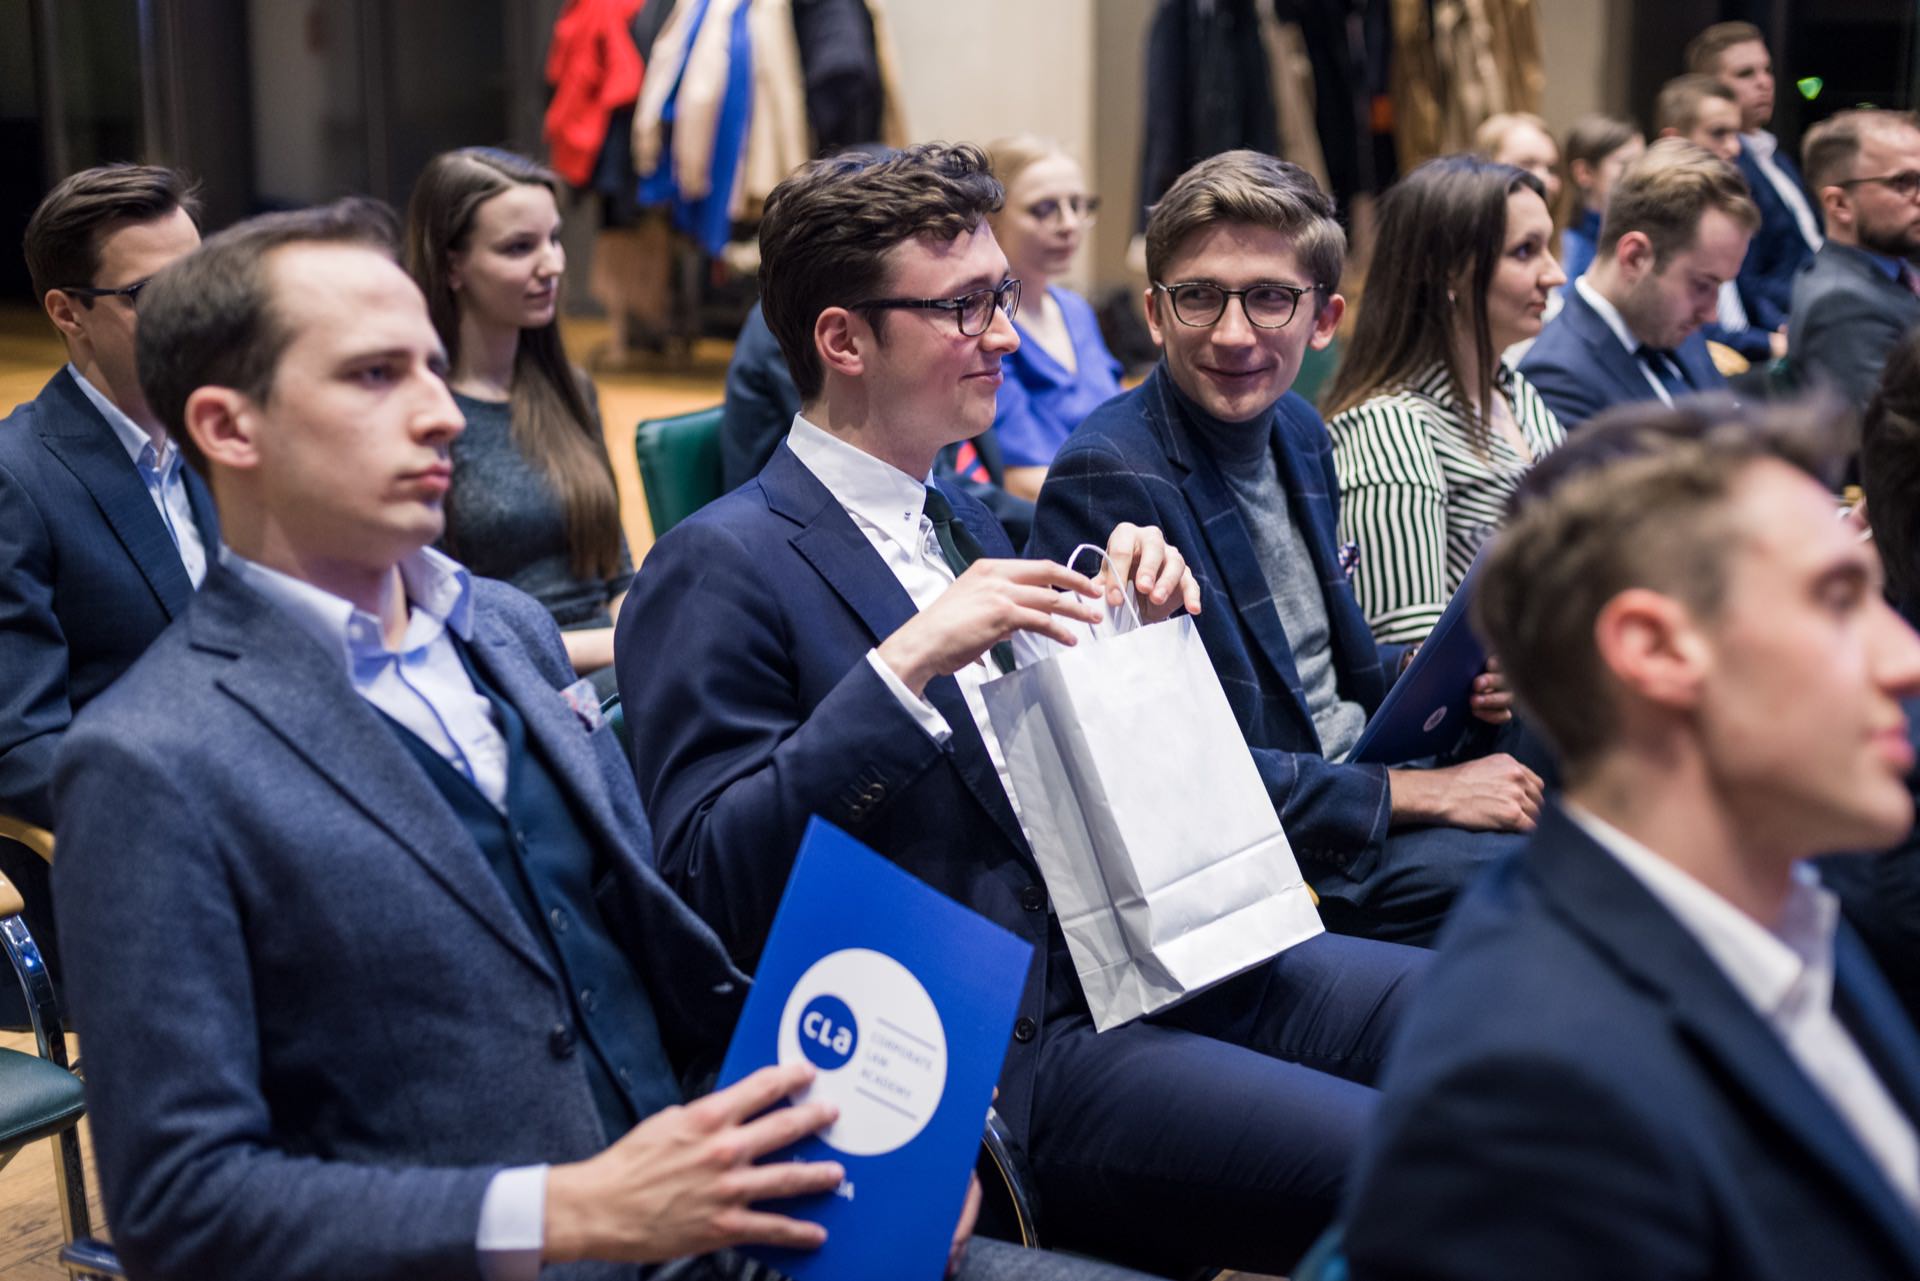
[983,559,1322,1031]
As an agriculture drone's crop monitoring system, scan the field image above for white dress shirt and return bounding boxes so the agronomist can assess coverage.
[224,544,541,1277]
[1575,276,1676,406]
[784,414,1024,818]
[1743,130,1825,253]
[71,363,208,587]
[1566,803,1920,1214]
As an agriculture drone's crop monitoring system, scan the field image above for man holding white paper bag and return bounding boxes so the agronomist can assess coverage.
[1031,150,1540,945]
[620,143,1430,1279]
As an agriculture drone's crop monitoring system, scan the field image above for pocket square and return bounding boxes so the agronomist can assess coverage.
[558,676,607,731]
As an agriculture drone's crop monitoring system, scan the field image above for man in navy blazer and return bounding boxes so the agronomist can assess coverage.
[1345,401,1920,1280]
[1520,139,1756,429]
[619,143,1430,1277]
[51,200,1138,1281]
[0,165,210,1006]
[1033,151,1540,944]
[1690,22,1825,331]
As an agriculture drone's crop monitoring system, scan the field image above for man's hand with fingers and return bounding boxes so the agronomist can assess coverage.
[1098,522,1203,623]
[1389,753,1545,833]
[542,1063,846,1265]
[877,559,1106,696]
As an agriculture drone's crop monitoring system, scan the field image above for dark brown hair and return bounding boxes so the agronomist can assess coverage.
[1473,398,1840,777]
[1563,114,1642,215]
[1802,108,1920,195]
[1597,138,1759,267]
[1144,149,1345,291]
[757,141,1005,402]
[1863,330,1920,615]
[136,198,401,475]
[1323,155,1547,440]
[1685,21,1766,75]
[23,164,203,304]
[405,147,620,582]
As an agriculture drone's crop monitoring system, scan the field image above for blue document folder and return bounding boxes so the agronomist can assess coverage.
[1348,546,1490,765]
[717,817,1034,1281]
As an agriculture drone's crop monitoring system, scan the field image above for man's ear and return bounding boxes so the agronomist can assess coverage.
[1614,231,1656,281]
[184,387,261,473]
[1308,291,1346,351]
[1594,587,1710,713]
[42,289,86,345]
[1142,285,1166,350]
[814,306,867,381]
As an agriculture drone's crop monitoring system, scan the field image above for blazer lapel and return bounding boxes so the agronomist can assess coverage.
[1534,807,1920,1265]
[1565,289,1659,406]
[35,371,197,617]
[195,569,552,979]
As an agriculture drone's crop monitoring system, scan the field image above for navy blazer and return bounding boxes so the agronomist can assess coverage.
[52,568,744,1281]
[1788,241,1920,410]
[1027,366,1399,883]
[0,368,219,827]
[1518,283,1727,430]
[1345,803,1920,1280]
[1738,142,1821,333]
[617,443,1062,1146]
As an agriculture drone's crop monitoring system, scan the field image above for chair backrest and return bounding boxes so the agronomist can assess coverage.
[1295,333,1341,410]
[634,406,725,537]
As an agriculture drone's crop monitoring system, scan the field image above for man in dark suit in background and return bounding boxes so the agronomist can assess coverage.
[1788,109,1920,411]
[1520,140,1756,428]
[53,199,1114,1281]
[1690,21,1824,332]
[0,164,211,1006]
[1345,401,1920,1280]
[619,142,1430,1278]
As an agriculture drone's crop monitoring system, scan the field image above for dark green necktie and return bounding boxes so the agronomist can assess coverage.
[922,486,1014,675]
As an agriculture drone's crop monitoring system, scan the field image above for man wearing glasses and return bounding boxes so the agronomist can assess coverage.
[0,164,210,1006]
[1789,109,1920,411]
[1032,150,1540,946]
[618,142,1430,1277]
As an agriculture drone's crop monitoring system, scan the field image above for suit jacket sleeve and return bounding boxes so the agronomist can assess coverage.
[1345,1054,1711,1281]
[617,515,949,966]
[1030,434,1395,862]
[51,734,498,1281]
[0,456,67,828]
[1514,350,1609,431]
[1796,286,1905,409]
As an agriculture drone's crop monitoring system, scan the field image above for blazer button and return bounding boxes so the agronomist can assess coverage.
[1012,1017,1037,1043]
[1020,885,1046,912]
[861,783,886,803]
[549,1022,576,1059]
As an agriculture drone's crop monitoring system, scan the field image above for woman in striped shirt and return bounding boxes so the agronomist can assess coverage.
[1323,155,1569,644]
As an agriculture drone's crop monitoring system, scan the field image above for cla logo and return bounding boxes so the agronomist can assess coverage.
[798,994,858,1070]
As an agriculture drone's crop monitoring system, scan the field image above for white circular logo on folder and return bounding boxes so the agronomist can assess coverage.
[777,947,948,1155]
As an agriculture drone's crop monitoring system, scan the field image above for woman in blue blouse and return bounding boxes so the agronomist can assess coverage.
[1560,115,1643,284]
[985,136,1123,500]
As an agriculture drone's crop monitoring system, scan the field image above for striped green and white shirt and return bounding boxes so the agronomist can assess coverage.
[1328,363,1565,645]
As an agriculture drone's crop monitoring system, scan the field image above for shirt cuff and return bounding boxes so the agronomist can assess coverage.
[866,649,952,743]
[477,1164,547,1281]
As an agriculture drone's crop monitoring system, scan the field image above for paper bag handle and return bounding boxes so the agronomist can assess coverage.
[1065,543,1144,636]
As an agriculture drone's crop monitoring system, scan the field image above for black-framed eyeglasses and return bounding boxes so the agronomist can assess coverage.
[57,278,151,309]
[1027,195,1101,225]
[1838,170,1920,200]
[853,277,1021,337]
[1152,280,1323,330]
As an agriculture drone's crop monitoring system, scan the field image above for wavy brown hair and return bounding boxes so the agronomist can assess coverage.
[405,147,621,581]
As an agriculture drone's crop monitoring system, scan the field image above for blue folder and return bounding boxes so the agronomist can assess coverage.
[717,818,1034,1281]
[1348,545,1490,765]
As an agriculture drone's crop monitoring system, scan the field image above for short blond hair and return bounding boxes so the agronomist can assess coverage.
[985,134,1068,192]
[1597,138,1759,266]
[1685,21,1766,75]
[1144,150,1345,290]
[1654,75,1738,137]
[1474,112,1553,160]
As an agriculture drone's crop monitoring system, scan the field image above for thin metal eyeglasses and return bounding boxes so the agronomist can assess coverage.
[1837,170,1920,200]
[57,278,151,308]
[1027,195,1101,225]
[853,277,1022,337]
[1152,280,1324,330]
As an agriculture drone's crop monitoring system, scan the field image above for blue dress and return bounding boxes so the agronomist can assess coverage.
[994,286,1124,468]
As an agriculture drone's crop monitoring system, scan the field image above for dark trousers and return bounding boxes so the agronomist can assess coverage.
[1318,826,1526,946]
[1026,932,1428,1276]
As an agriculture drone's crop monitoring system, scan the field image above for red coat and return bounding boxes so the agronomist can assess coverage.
[544,0,647,187]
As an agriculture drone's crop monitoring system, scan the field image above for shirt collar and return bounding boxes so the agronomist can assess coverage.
[784,413,934,554]
[221,545,476,674]
[1575,275,1644,356]
[1564,802,1839,1021]
[68,362,174,474]
[1742,129,1778,161]
[1860,247,1908,283]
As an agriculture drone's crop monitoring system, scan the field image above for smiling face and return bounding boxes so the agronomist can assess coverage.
[995,152,1093,290]
[248,244,466,577]
[1714,40,1776,134]
[1483,186,1566,352]
[1618,207,1752,349]
[1144,221,1341,423]
[1693,459,1920,855]
[449,182,565,333]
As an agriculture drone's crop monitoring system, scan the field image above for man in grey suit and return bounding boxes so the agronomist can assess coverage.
[1789,109,1920,411]
[50,200,1143,1281]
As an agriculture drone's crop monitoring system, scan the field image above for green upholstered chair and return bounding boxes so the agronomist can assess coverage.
[634,406,726,538]
[1292,333,1341,411]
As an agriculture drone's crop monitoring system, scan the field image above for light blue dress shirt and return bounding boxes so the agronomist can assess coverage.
[69,363,209,587]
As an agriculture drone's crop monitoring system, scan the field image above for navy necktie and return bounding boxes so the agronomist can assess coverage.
[1637,345,1694,402]
[922,486,1014,675]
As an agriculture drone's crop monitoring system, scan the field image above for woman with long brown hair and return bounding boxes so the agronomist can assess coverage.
[406,147,630,691]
